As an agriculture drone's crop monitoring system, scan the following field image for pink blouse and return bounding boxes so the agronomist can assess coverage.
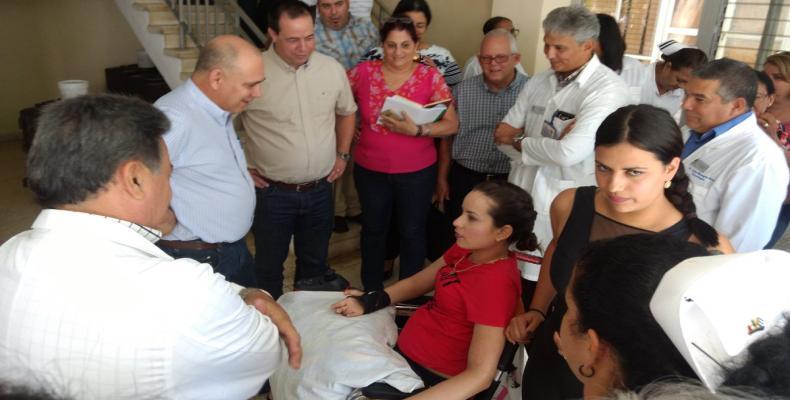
[348,60,452,173]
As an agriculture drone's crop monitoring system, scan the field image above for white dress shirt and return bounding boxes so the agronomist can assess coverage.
[0,210,282,399]
[682,115,790,251]
[621,61,685,116]
[499,55,629,280]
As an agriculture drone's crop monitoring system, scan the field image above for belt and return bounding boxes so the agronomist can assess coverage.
[454,163,508,181]
[157,239,221,250]
[263,175,328,192]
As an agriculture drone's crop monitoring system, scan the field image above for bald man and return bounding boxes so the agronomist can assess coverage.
[154,35,264,287]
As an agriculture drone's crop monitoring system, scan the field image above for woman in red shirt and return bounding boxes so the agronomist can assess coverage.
[333,180,538,398]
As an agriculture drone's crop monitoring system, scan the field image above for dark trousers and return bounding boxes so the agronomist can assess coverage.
[355,163,437,291]
[447,162,509,222]
[766,202,790,249]
[252,180,334,299]
[158,238,257,288]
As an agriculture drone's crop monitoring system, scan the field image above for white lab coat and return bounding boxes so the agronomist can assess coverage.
[499,54,630,280]
[621,61,685,116]
[682,114,790,252]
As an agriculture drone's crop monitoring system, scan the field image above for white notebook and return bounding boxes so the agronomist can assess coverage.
[377,95,450,125]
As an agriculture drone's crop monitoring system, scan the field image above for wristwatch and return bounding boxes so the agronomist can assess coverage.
[337,151,352,161]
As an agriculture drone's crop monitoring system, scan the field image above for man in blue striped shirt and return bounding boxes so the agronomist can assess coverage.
[154,35,264,287]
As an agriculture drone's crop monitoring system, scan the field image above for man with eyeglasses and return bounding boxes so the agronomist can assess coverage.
[492,5,628,340]
[461,16,527,80]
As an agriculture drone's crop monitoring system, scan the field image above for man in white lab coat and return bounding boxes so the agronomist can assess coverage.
[494,5,629,280]
[681,58,789,252]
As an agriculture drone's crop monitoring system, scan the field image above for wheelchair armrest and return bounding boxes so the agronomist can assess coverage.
[361,382,425,399]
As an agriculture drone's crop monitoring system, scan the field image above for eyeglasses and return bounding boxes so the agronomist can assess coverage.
[479,54,513,64]
[510,28,520,37]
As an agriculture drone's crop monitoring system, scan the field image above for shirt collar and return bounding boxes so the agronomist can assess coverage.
[185,78,231,125]
[316,14,359,33]
[478,71,526,94]
[34,209,163,244]
[552,53,599,89]
[268,45,313,72]
[691,111,753,140]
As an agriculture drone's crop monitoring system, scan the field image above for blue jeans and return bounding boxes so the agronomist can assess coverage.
[354,163,437,291]
[157,238,257,288]
[252,180,334,299]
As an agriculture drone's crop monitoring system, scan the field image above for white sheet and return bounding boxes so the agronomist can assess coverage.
[271,291,424,399]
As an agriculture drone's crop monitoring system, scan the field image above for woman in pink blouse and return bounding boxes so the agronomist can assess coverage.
[348,16,458,291]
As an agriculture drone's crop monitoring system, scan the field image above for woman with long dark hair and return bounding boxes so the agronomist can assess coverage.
[506,104,733,399]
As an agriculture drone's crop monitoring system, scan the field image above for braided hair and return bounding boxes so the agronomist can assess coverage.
[595,104,719,247]
[472,180,539,252]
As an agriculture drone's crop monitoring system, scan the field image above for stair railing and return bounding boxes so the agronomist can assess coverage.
[163,0,268,49]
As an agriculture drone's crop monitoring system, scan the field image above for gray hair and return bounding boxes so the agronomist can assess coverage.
[26,94,169,208]
[693,58,757,108]
[195,39,239,72]
[542,5,600,43]
[482,28,519,54]
[608,380,768,400]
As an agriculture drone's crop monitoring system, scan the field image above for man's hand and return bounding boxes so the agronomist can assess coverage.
[248,168,269,188]
[327,157,347,183]
[504,310,545,344]
[242,289,302,369]
[494,122,523,147]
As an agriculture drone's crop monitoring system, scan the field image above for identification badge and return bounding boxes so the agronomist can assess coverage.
[691,158,710,173]
[530,105,546,115]
[541,120,557,138]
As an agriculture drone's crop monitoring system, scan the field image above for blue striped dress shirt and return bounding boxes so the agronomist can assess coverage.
[155,79,255,243]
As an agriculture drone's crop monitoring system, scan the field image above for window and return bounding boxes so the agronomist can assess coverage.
[708,0,790,67]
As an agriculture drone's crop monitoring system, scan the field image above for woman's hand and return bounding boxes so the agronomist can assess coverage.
[331,288,365,317]
[505,310,545,344]
[380,111,419,136]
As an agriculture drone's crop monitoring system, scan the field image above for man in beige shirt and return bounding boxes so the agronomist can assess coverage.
[241,0,357,298]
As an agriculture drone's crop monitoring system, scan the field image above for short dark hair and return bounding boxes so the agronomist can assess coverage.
[26,94,169,208]
[379,14,418,44]
[483,16,510,34]
[268,0,314,34]
[571,234,709,390]
[595,105,720,248]
[661,47,708,71]
[392,0,432,25]
[472,180,539,251]
[693,58,757,108]
[596,13,625,72]
[755,70,776,95]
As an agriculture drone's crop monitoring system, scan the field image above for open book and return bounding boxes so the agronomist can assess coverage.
[377,95,451,126]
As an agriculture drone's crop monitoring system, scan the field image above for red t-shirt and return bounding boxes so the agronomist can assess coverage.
[397,243,521,376]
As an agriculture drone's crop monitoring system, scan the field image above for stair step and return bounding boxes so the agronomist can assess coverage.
[132,2,171,12]
[165,47,200,58]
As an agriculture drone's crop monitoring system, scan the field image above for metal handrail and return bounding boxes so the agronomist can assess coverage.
[163,0,268,49]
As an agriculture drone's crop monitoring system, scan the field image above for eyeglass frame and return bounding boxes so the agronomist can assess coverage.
[478,53,515,65]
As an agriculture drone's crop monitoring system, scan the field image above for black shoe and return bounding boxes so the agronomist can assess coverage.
[346,213,363,225]
[294,269,350,292]
[333,216,349,233]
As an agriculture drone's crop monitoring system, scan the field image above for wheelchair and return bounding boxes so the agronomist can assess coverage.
[350,297,521,400]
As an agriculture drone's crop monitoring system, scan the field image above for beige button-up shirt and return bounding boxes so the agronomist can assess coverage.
[241,48,357,183]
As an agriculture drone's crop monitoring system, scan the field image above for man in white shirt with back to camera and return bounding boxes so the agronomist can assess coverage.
[0,95,301,399]
[494,5,629,285]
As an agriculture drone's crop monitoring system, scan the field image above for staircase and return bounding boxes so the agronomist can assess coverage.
[114,0,265,88]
